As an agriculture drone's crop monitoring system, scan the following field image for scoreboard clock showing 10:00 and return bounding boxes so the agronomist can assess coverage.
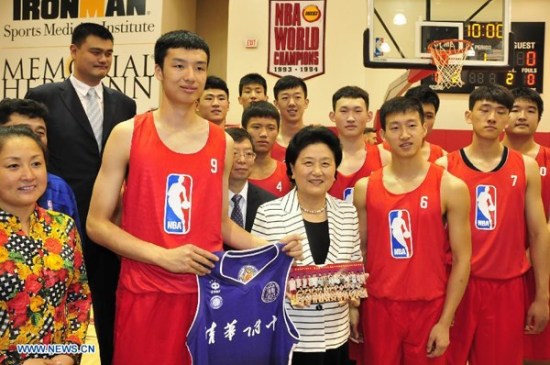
[422,22,545,93]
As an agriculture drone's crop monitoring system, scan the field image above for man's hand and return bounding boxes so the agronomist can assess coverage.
[280,234,303,260]
[426,322,450,358]
[525,298,550,334]
[159,244,219,275]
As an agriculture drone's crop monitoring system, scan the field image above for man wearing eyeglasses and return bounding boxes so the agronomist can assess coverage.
[225,128,276,235]
[242,101,293,197]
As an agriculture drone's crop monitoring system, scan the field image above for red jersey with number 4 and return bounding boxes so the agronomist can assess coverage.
[329,144,382,201]
[249,160,292,197]
[120,112,226,294]
[535,145,550,218]
[446,148,529,280]
[365,164,449,301]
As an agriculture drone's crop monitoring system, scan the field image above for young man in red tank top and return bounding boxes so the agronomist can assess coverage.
[243,101,293,197]
[379,86,447,163]
[351,97,471,365]
[437,85,550,365]
[503,87,550,365]
[328,86,384,202]
[271,76,309,162]
[86,30,302,365]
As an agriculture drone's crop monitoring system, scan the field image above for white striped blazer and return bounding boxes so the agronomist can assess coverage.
[252,188,362,353]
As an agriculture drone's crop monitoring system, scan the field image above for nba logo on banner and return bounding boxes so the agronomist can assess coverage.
[343,188,354,202]
[164,174,193,234]
[388,209,413,259]
[475,185,497,230]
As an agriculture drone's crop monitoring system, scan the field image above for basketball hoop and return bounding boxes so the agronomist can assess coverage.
[428,39,472,90]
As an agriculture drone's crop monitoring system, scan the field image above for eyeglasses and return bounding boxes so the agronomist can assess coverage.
[233,151,256,160]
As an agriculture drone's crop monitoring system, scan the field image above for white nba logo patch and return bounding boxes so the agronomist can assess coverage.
[388,209,413,259]
[475,185,497,230]
[164,174,193,234]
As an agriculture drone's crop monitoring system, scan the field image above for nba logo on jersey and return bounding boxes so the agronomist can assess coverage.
[343,188,354,203]
[164,174,193,234]
[388,209,413,259]
[475,185,497,230]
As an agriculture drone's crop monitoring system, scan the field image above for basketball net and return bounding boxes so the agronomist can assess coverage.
[428,39,472,90]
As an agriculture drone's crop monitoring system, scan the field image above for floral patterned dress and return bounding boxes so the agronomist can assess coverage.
[0,206,91,364]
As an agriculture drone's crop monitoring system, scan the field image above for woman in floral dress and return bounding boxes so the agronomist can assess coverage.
[0,126,91,365]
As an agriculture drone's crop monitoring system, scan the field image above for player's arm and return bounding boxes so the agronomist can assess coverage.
[353,177,369,258]
[221,134,302,257]
[86,121,218,275]
[349,177,369,342]
[523,155,550,333]
[427,171,471,358]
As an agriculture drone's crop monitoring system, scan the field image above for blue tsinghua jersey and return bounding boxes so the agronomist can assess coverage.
[187,243,300,365]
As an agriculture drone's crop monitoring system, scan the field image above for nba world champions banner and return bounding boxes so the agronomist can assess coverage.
[268,0,326,80]
[1,0,161,112]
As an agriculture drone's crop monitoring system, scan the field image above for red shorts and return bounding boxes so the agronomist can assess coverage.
[523,269,550,361]
[361,296,446,365]
[113,288,198,365]
[447,276,525,365]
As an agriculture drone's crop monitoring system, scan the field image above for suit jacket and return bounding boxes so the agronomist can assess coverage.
[251,188,362,352]
[245,182,277,232]
[25,78,137,228]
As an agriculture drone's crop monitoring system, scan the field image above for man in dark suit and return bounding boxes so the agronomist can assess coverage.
[226,128,276,234]
[25,22,136,365]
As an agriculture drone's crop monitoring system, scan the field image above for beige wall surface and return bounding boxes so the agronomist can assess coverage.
[224,0,550,131]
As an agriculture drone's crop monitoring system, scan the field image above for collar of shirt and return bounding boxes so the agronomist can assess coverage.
[70,74,104,102]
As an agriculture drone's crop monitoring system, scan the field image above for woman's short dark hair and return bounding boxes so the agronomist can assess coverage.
[0,125,47,158]
[285,125,342,183]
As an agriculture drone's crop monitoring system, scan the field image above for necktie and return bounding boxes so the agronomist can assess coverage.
[86,88,103,150]
[231,194,245,228]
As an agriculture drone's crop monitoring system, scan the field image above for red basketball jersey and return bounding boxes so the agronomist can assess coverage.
[365,164,450,301]
[120,112,226,294]
[329,144,382,201]
[535,145,550,219]
[249,160,292,197]
[446,148,529,279]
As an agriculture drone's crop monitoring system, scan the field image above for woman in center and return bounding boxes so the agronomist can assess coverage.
[252,125,363,365]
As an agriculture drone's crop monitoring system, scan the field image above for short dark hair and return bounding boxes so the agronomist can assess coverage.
[238,73,267,96]
[241,101,280,129]
[364,127,376,134]
[285,125,342,183]
[226,127,254,151]
[469,84,514,111]
[404,85,440,113]
[0,125,46,157]
[379,97,424,130]
[0,98,49,125]
[204,76,229,98]
[511,87,544,119]
[71,22,113,46]
[154,30,210,69]
[331,86,369,110]
[273,75,307,100]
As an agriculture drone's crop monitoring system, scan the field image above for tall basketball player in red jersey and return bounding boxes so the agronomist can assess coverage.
[86,31,302,365]
[503,87,550,365]
[352,97,471,365]
[438,85,550,365]
[328,86,384,202]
